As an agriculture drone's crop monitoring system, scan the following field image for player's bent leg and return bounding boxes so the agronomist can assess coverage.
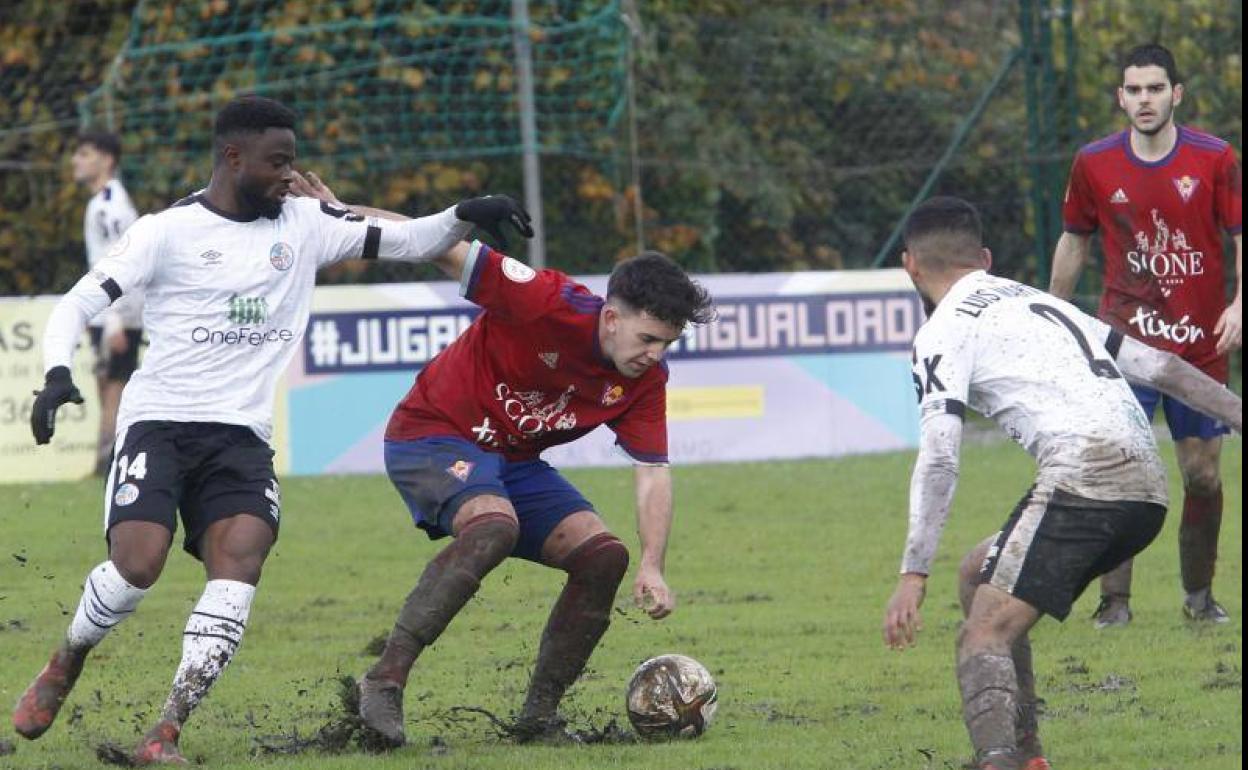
[361,497,519,747]
[956,539,1044,762]
[131,515,271,764]
[957,584,1042,770]
[1175,436,1227,622]
[515,514,629,741]
[12,524,164,740]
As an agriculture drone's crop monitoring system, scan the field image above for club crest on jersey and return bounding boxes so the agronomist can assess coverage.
[601,383,625,406]
[1173,175,1199,202]
[502,257,536,283]
[269,242,295,271]
[113,483,139,507]
[1109,188,1129,204]
[539,351,559,369]
[446,460,475,482]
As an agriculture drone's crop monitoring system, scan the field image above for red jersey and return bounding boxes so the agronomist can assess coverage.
[386,242,670,463]
[1063,125,1242,382]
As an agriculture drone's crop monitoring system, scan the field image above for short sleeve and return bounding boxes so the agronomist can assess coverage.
[1062,152,1099,235]
[911,319,974,424]
[1215,147,1242,235]
[608,378,669,465]
[89,213,161,297]
[459,241,570,325]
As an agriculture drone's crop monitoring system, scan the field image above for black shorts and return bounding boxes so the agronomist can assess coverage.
[89,327,143,383]
[104,421,280,559]
[979,482,1166,620]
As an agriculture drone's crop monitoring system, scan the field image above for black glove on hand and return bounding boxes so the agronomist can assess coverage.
[455,195,535,249]
[31,366,84,445]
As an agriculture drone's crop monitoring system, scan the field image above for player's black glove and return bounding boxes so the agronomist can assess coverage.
[31,366,84,445]
[455,195,535,249]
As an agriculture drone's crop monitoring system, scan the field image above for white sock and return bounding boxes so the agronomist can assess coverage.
[161,580,256,725]
[66,561,148,650]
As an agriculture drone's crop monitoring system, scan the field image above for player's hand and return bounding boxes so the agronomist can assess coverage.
[883,573,927,650]
[1213,297,1242,356]
[290,169,344,207]
[633,564,675,620]
[30,366,84,445]
[455,195,534,249]
[107,329,129,355]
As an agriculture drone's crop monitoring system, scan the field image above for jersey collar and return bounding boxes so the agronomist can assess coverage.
[1123,125,1183,169]
[194,193,264,223]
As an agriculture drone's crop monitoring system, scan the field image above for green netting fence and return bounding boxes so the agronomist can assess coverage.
[79,1,629,175]
[0,0,1241,296]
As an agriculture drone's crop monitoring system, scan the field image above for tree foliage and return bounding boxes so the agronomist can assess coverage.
[0,0,1240,294]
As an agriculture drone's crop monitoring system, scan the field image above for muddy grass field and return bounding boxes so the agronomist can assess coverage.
[0,441,1240,769]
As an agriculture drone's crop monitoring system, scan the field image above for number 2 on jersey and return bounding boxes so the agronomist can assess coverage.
[1029,303,1121,380]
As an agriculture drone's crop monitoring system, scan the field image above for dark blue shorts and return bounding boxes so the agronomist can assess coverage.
[384,436,596,562]
[1131,384,1230,441]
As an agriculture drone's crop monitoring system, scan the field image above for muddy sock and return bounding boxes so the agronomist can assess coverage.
[161,580,255,726]
[1099,559,1132,602]
[958,653,1019,763]
[66,561,148,652]
[520,533,629,722]
[1012,635,1042,758]
[371,513,518,685]
[1179,488,1222,594]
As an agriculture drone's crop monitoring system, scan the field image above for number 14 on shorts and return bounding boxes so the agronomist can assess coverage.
[116,452,148,482]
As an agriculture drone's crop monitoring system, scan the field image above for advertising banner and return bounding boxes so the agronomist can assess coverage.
[0,297,100,482]
[279,270,923,475]
[2,270,922,483]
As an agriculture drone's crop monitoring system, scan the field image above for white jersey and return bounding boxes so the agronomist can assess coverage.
[83,178,141,328]
[58,194,470,443]
[911,270,1167,506]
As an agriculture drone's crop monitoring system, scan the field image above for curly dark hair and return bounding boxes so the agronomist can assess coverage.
[606,251,716,328]
[213,95,298,163]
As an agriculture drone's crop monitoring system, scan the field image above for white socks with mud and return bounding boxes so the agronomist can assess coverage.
[66,561,148,651]
[161,579,256,726]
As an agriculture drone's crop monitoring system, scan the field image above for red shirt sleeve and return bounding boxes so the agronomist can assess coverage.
[461,242,567,324]
[1215,147,1242,235]
[1062,152,1099,234]
[608,376,669,464]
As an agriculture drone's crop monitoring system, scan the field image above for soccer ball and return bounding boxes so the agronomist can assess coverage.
[625,654,718,739]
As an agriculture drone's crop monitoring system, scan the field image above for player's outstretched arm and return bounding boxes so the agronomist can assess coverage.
[1114,334,1242,433]
[1049,231,1092,300]
[293,169,533,269]
[884,411,964,650]
[632,464,675,620]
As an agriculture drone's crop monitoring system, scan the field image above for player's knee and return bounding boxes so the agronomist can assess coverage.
[1182,467,1221,498]
[567,533,629,587]
[459,512,520,562]
[111,555,164,589]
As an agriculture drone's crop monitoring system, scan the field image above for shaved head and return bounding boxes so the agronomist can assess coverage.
[902,196,985,270]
